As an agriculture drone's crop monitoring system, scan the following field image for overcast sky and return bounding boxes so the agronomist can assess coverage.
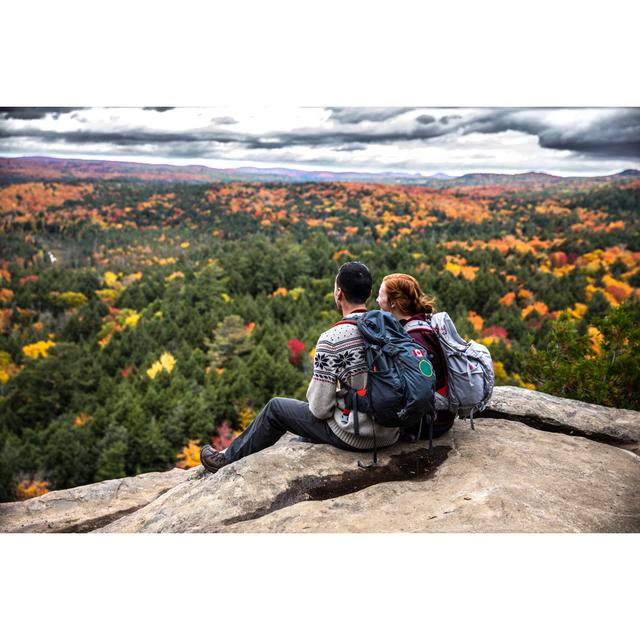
[0,107,638,176]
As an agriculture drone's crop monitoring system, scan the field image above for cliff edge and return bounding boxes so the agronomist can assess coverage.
[2,387,639,533]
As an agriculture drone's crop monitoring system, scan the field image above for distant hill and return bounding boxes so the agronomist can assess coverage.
[451,171,564,186]
[0,155,638,188]
[0,156,430,185]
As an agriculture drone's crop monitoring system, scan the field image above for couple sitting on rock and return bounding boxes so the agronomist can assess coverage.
[201,262,454,473]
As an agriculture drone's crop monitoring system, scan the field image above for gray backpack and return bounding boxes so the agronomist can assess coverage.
[405,312,494,429]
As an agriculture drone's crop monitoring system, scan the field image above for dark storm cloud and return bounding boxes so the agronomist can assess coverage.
[416,114,436,125]
[142,107,175,112]
[0,127,245,146]
[328,107,414,124]
[0,107,83,120]
[460,108,640,159]
[538,110,640,158]
[460,108,539,135]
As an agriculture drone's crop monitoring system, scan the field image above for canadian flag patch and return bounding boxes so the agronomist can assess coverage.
[413,348,425,358]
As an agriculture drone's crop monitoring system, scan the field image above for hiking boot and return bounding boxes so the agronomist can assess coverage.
[200,444,230,473]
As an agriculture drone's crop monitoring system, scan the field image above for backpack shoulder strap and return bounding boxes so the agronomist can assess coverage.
[430,311,468,347]
[404,318,432,333]
[405,317,450,396]
[334,308,371,328]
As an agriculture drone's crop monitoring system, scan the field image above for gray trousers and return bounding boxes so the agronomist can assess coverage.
[223,397,365,462]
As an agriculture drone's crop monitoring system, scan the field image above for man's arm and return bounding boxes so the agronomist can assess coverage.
[306,335,337,420]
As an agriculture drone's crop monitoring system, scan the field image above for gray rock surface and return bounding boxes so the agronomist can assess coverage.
[98,418,640,533]
[220,420,640,533]
[0,468,188,533]
[97,436,438,532]
[482,386,640,454]
[2,389,640,534]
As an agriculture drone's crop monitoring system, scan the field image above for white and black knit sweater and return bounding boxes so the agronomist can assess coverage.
[306,311,399,449]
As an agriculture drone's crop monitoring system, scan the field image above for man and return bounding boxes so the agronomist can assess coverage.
[200,261,400,473]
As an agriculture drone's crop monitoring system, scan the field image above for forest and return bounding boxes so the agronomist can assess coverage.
[0,169,638,501]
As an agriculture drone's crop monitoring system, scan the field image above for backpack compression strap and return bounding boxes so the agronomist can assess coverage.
[334,317,368,411]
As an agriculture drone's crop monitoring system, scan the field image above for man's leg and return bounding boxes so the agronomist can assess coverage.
[223,397,360,462]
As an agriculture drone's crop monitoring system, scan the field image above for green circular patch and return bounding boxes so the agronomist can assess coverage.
[419,360,433,377]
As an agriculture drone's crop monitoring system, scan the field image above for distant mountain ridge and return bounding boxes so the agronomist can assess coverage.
[0,156,638,187]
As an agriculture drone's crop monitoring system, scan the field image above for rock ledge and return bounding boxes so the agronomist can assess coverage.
[1,389,639,534]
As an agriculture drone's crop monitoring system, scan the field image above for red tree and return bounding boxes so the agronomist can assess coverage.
[287,339,305,366]
[211,420,237,452]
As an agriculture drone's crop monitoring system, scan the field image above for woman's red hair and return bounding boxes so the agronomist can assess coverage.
[383,273,436,316]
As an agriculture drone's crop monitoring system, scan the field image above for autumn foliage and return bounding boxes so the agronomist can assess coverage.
[210,421,239,452]
[287,339,306,366]
[0,160,638,502]
[15,480,50,500]
[176,440,201,469]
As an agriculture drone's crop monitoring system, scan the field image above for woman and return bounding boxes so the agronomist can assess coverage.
[376,273,455,438]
